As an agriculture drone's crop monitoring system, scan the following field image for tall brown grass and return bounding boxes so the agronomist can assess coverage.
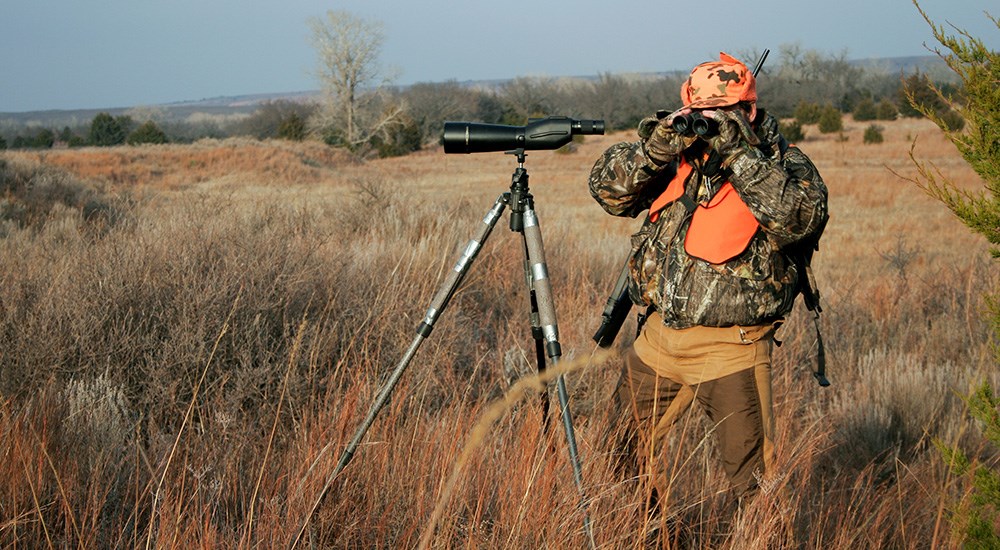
[0,117,996,548]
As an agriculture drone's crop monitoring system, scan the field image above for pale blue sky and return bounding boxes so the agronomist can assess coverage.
[1,0,995,112]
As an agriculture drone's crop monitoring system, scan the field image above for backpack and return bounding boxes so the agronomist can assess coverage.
[770,131,830,387]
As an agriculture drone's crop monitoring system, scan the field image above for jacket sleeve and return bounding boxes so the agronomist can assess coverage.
[725,144,829,248]
[588,141,673,219]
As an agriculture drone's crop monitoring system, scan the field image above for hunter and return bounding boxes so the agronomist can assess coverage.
[589,52,829,508]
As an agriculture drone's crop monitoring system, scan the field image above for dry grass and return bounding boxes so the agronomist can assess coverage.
[0,116,996,548]
[12,138,356,190]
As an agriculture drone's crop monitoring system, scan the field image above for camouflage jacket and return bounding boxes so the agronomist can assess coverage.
[589,113,829,329]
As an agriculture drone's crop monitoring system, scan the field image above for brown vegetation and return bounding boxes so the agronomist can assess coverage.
[0,116,996,548]
[12,138,355,189]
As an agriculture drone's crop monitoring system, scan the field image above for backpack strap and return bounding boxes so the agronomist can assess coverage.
[799,261,830,387]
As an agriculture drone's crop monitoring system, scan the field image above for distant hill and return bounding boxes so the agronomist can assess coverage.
[0,55,950,130]
[850,54,950,75]
[0,91,322,130]
[162,90,321,109]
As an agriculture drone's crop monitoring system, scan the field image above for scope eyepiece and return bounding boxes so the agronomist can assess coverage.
[443,116,605,154]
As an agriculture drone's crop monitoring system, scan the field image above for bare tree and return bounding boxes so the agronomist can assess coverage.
[308,10,402,150]
[497,76,559,124]
[398,81,482,145]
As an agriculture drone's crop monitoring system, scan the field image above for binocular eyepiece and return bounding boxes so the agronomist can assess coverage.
[443,116,605,154]
[671,112,719,137]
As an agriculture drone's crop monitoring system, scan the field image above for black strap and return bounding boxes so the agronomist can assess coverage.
[635,305,655,339]
[799,252,829,387]
[676,193,698,215]
[812,311,829,386]
[701,149,724,177]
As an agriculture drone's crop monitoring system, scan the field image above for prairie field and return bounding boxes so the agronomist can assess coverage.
[0,116,997,548]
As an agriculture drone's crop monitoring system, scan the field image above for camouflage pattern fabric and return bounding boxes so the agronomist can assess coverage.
[681,52,757,110]
[589,112,829,329]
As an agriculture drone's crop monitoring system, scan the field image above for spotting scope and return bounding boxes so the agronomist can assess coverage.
[443,116,605,154]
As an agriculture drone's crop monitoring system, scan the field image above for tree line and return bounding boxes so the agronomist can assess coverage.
[0,40,961,157]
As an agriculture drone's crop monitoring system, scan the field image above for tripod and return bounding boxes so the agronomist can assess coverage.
[312,149,594,546]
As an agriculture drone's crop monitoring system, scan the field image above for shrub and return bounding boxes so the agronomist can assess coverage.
[0,156,131,228]
[126,121,169,145]
[935,383,1000,549]
[34,129,55,148]
[899,71,950,118]
[876,100,898,120]
[793,101,823,125]
[779,120,805,142]
[853,98,878,121]
[277,112,307,141]
[863,124,884,144]
[0,135,6,150]
[239,100,316,141]
[7,129,56,149]
[89,113,127,146]
[817,104,843,133]
[371,114,422,158]
[939,109,966,132]
[58,127,89,147]
[900,70,965,124]
[907,7,1000,547]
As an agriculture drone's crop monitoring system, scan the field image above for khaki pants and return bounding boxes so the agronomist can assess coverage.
[615,312,777,497]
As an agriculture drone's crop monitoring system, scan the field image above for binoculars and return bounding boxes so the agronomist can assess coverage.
[671,112,719,137]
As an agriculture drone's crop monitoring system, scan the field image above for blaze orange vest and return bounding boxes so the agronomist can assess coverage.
[648,158,759,264]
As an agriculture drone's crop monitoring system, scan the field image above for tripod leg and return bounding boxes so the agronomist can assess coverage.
[521,240,551,423]
[322,197,507,486]
[521,207,597,548]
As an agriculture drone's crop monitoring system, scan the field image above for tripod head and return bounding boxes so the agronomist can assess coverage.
[441,116,605,230]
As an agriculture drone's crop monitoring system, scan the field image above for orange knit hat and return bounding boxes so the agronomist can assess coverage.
[680,52,757,111]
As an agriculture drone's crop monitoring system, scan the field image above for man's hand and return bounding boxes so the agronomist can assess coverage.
[703,107,760,163]
[640,114,696,166]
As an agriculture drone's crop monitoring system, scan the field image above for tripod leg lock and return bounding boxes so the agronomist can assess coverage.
[546,340,561,359]
[418,306,441,337]
[542,325,560,345]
